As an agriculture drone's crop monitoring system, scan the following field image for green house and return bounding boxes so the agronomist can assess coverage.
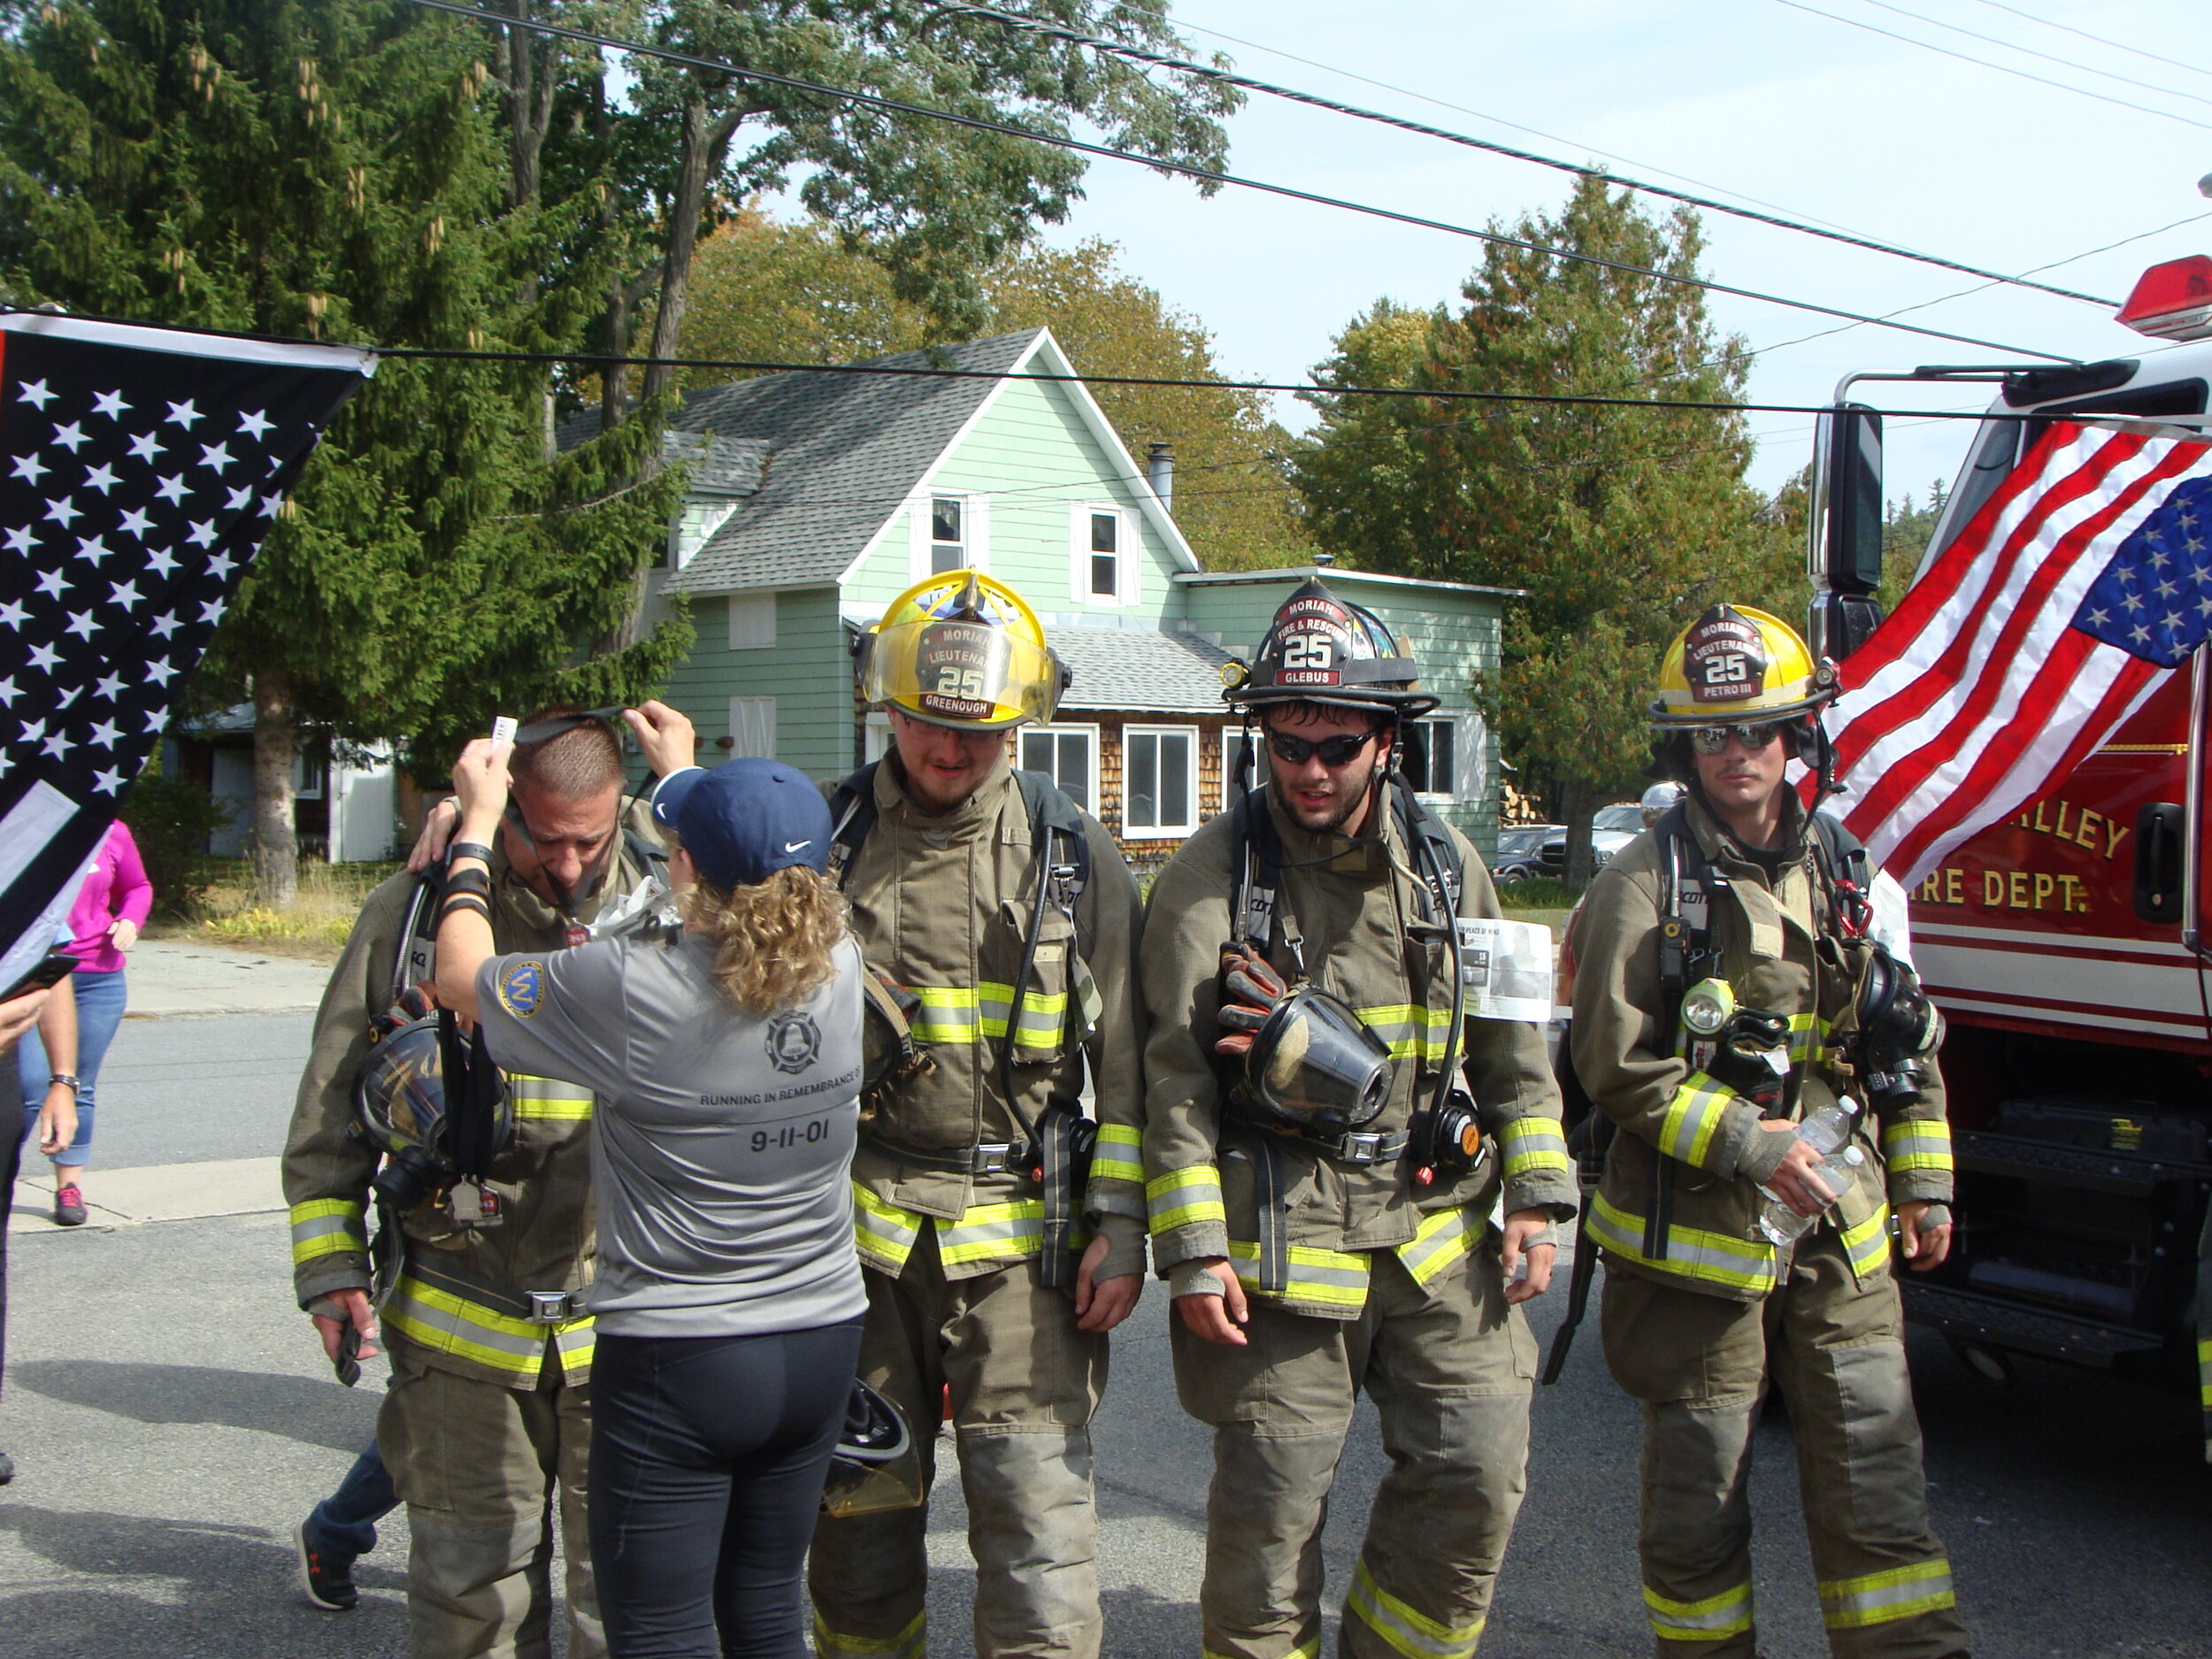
[613,329,1517,865]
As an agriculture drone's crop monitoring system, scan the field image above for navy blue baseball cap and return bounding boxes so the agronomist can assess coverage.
[651,758,833,888]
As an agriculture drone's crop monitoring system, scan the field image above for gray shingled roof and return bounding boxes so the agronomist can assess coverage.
[557,331,1045,594]
[1050,626,1237,713]
[663,431,770,497]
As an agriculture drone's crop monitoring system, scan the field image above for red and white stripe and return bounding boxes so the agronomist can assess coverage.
[1827,419,2212,887]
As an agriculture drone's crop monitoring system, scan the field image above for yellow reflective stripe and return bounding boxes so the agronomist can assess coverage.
[288,1198,366,1264]
[903,984,1066,1048]
[910,986,979,1044]
[1645,1580,1754,1640]
[1659,1071,1737,1171]
[1586,1192,1778,1294]
[1344,1557,1484,1659]
[1148,1164,1225,1233]
[553,1320,595,1379]
[1818,1560,1955,1630]
[1207,1643,1318,1659]
[853,1181,924,1276]
[814,1608,926,1659]
[1786,1011,1830,1067]
[1227,1240,1371,1312]
[1841,1202,1893,1279]
[508,1073,593,1121]
[382,1272,588,1386]
[1091,1123,1143,1184]
[1881,1117,1954,1174]
[1496,1116,1571,1183]
[1394,1205,1475,1287]
[1354,1002,1452,1063]
[2199,1335,2211,1409]
[937,1198,1046,1266]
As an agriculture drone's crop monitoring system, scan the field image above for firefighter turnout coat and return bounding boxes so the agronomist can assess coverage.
[809,751,1145,1659]
[1570,791,1965,1659]
[1140,784,1575,1659]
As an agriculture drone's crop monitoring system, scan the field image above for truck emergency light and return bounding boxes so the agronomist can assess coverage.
[2116,256,2212,342]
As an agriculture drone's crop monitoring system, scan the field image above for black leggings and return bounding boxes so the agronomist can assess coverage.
[589,1318,864,1658]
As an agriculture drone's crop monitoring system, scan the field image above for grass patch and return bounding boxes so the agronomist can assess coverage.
[1497,876,1584,941]
[146,858,403,962]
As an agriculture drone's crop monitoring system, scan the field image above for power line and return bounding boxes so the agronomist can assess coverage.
[1768,0,2212,132]
[1851,0,2212,109]
[1964,0,2212,82]
[405,0,2075,363]
[937,1,2116,307]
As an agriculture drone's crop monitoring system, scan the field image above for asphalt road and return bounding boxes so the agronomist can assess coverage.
[4,1013,2210,1656]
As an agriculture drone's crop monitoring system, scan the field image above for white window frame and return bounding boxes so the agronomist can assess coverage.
[726,695,778,760]
[1068,503,1138,607]
[1121,724,1200,840]
[668,497,739,570]
[1399,716,1458,803]
[910,491,989,581]
[1018,723,1101,816]
[726,591,777,650]
[864,711,892,764]
[1221,726,1262,803]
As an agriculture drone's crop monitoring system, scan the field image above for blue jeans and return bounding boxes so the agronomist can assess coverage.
[17,967,127,1170]
[305,1440,399,1565]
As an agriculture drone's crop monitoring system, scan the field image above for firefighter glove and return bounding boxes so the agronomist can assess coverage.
[1215,948,1291,1059]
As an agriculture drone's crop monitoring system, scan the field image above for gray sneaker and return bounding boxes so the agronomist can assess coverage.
[296,1521,359,1611]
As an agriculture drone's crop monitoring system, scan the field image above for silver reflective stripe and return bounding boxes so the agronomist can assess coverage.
[1818,1560,1955,1630]
[1644,1579,1753,1640]
[1344,1558,1485,1659]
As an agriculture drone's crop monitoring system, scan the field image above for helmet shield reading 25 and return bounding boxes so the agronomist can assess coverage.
[1245,987,1393,1133]
[857,572,1069,731]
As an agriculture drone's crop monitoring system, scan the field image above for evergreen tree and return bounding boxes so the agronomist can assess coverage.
[0,0,687,901]
[1293,178,1793,880]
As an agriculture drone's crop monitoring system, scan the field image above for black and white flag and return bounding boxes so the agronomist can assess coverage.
[0,313,370,987]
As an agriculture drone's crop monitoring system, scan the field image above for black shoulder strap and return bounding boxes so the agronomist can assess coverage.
[1230,785,1283,951]
[392,872,442,1008]
[1390,779,1463,922]
[1013,768,1090,909]
[623,821,670,877]
[825,762,879,889]
[1807,808,1873,938]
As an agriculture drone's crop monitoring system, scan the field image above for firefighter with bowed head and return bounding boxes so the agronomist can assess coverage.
[1138,578,1577,1659]
[1569,604,1966,1658]
[793,572,1147,1659]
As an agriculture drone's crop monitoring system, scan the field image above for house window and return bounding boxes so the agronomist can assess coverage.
[727,592,776,649]
[1399,718,1455,799]
[1070,504,1134,604]
[667,498,738,570]
[1222,726,1262,797]
[864,712,892,764]
[931,496,965,573]
[1124,726,1198,838]
[1019,725,1098,814]
[727,695,777,759]
[1089,513,1118,597]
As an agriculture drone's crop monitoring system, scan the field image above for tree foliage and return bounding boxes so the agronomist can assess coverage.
[677,211,1310,568]
[1291,177,1798,878]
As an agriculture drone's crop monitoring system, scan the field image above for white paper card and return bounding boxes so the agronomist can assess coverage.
[1455,917,1555,1022]
[491,716,518,749]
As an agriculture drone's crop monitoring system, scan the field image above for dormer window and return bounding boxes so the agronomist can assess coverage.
[1071,503,1134,604]
[1089,511,1118,596]
[931,496,965,572]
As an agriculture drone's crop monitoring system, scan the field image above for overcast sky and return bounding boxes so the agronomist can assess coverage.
[1028,0,2212,503]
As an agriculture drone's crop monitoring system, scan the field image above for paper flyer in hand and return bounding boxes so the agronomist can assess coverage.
[1455,918,1555,1021]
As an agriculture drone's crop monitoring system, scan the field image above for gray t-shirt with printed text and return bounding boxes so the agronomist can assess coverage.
[473,930,866,1339]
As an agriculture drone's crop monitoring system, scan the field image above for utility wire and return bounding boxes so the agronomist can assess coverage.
[406,0,2075,362]
[1965,0,2212,82]
[1768,0,2212,132]
[937,1,2115,307]
[1851,0,2212,109]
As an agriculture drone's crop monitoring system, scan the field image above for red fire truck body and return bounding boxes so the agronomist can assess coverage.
[1813,273,2212,1394]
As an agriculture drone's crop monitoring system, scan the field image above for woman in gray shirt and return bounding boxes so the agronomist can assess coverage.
[439,729,865,1659]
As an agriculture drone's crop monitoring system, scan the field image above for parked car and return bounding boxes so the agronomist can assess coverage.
[1489,824,1563,884]
[1535,802,1646,876]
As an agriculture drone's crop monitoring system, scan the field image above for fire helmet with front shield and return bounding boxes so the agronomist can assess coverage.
[1648,603,1841,786]
[856,572,1070,732]
[1223,577,1438,718]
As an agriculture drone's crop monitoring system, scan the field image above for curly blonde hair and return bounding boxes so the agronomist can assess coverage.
[683,864,849,1013]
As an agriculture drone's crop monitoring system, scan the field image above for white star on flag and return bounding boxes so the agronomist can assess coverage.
[90,390,129,419]
[17,378,54,409]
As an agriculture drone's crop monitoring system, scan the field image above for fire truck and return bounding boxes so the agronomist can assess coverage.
[1807,256,2212,1404]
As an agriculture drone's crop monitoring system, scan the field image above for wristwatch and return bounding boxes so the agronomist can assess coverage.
[48,1073,80,1093]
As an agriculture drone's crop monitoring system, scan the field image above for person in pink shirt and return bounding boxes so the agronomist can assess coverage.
[17,819,152,1226]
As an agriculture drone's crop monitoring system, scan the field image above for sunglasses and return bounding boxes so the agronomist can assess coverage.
[1688,723,1786,756]
[1266,729,1380,767]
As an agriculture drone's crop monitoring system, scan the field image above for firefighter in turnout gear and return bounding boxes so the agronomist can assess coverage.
[1570,605,1968,1659]
[1140,579,1577,1659]
[806,572,1148,1659]
[282,709,679,1659]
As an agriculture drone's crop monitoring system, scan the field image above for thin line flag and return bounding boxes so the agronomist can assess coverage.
[0,314,370,988]
[1825,419,2212,887]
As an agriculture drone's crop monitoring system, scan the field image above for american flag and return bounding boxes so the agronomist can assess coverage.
[1826,419,2212,887]
[0,313,369,988]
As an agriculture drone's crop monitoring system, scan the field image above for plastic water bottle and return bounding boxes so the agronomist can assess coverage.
[1757,1103,1864,1247]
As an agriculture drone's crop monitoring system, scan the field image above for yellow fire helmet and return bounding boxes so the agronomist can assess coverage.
[856,571,1071,731]
[1650,603,1836,727]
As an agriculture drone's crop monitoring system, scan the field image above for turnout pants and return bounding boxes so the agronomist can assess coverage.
[1170,1240,1537,1659]
[809,1229,1108,1659]
[1601,1233,1966,1659]
[379,1348,605,1659]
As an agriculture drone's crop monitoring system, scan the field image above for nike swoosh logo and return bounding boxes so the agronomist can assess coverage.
[783,840,812,852]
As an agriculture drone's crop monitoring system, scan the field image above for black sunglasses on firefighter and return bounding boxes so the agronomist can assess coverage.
[1266,728,1381,768]
[1688,722,1786,756]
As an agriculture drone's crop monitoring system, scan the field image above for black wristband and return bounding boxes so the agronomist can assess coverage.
[439,894,492,924]
[448,840,495,869]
